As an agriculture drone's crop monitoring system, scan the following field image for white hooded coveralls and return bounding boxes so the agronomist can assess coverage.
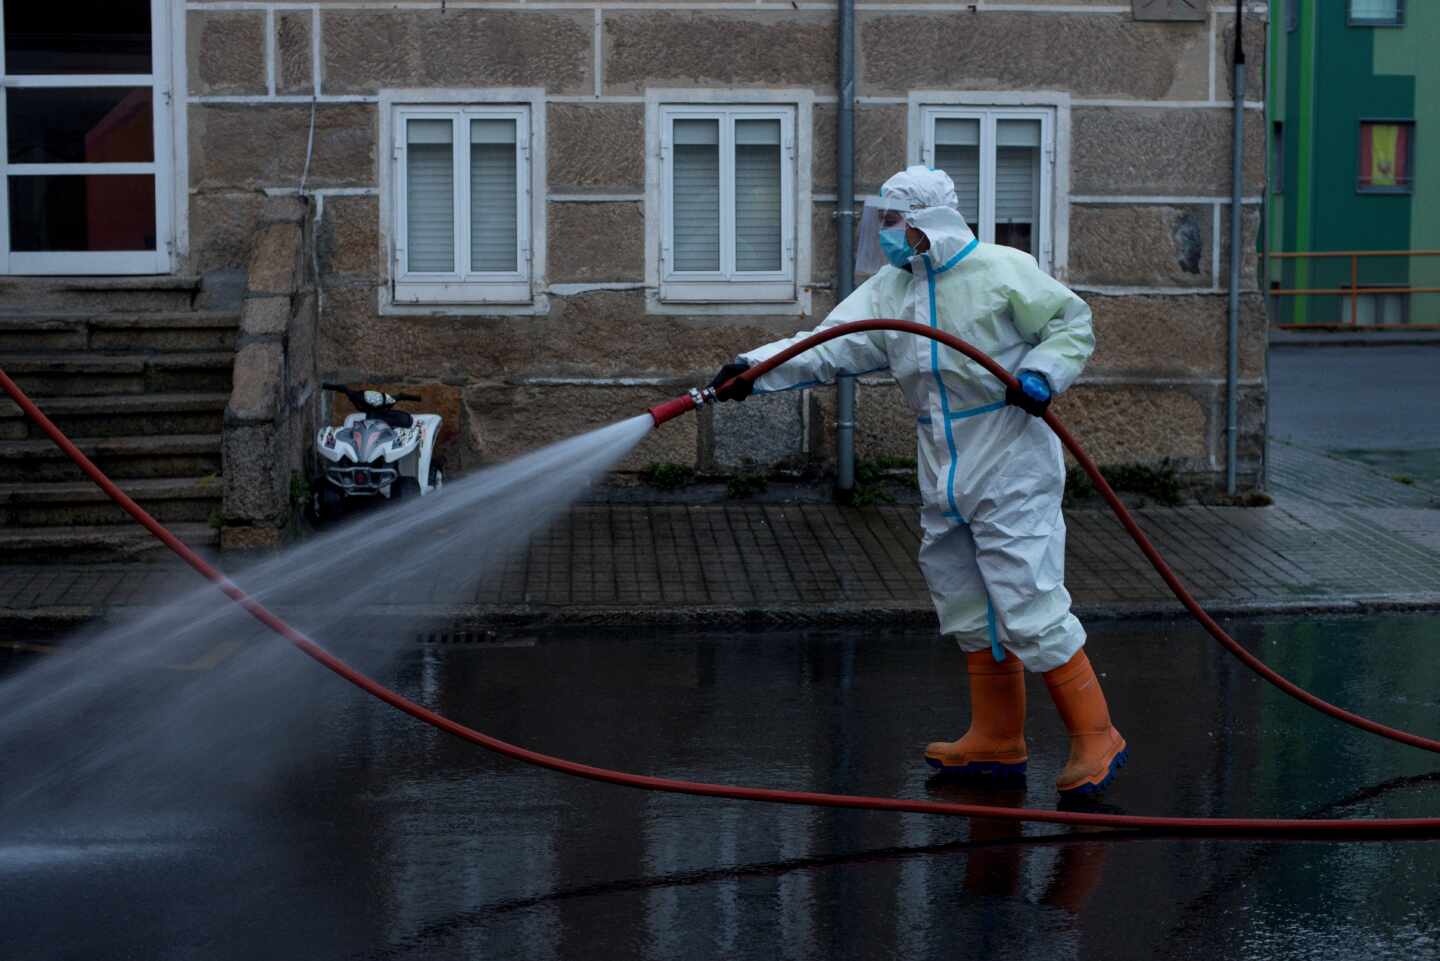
[739,167,1095,672]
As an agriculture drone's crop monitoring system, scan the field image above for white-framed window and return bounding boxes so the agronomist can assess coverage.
[1,0,176,276]
[648,95,808,308]
[661,105,795,302]
[388,101,533,305]
[917,105,1056,273]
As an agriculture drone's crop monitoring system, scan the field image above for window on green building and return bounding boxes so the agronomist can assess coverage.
[1272,121,1284,194]
[1349,0,1405,27]
[1357,121,1414,193]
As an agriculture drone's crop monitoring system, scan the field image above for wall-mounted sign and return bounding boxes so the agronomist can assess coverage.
[1132,0,1208,21]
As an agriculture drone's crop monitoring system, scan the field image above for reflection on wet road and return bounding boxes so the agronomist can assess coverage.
[3,616,1439,961]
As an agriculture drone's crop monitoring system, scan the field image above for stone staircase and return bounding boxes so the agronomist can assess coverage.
[0,277,237,563]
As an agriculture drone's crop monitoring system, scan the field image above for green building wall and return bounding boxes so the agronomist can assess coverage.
[1376,14,1440,313]
[1268,1,1435,325]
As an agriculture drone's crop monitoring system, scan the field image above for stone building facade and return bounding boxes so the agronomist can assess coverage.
[6,2,1270,529]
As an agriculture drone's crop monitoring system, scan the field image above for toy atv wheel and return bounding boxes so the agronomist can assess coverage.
[311,479,343,525]
[391,478,422,502]
[429,452,446,492]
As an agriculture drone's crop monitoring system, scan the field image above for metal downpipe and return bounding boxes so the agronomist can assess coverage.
[834,0,857,495]
[1227,6,1247,495]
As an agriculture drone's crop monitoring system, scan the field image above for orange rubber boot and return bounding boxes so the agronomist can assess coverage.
[924,650,1028,777]
[1042,649,1128,794]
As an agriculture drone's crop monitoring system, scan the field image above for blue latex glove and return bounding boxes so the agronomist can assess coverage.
[1006,370,1052,417]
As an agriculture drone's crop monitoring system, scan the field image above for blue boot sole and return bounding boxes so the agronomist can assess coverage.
[925,757,1028,779]
[1058,747,1129,796]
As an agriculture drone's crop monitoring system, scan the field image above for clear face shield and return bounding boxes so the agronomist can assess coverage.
[854,195,919,277]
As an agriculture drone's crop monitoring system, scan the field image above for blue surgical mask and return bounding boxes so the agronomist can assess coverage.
[879,227,915,268]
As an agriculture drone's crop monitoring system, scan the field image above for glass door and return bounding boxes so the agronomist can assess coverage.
[0,0,172,274]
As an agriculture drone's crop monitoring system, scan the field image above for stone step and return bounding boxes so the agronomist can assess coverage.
[0,353,144,396]
[0,476,223,527]
[0,434,222,482]
[0,351,234,396]
[0,275,201,312]
[0,522,219,564]
[0,317,86,351]
[0,392,230,440]
[90,311,240,352]
[0,311,241,353]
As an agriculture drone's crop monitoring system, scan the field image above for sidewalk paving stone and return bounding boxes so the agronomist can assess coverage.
[4,440,1440,639]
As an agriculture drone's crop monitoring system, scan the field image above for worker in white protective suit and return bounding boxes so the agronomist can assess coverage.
[708,166,1127,795]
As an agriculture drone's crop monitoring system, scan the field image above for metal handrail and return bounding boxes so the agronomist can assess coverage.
[1268,249,1439,329]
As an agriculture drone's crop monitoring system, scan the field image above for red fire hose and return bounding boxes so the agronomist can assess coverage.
[3,322,1438,836]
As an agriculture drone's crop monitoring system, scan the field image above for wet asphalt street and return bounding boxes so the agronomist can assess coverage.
[1269,344,1440,486]
[3,616,1440,961]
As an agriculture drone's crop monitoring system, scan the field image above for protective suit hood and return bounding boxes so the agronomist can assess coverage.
[881,166,976,270]
[908,205,976,269]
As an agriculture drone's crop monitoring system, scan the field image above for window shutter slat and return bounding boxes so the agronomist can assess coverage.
[470,135,518,273]
[934,144,980,225]
[994,119,1041,226]
[672,119,720,272]
[406,119,454,273]
[995,147,1038,224]
[934,118,979,147]
[734,120,781,273]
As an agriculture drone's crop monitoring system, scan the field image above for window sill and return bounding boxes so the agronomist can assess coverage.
[647,287,812,316]
[379,290,550,317]
[393,279,534,306]
[658,279,796,303]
